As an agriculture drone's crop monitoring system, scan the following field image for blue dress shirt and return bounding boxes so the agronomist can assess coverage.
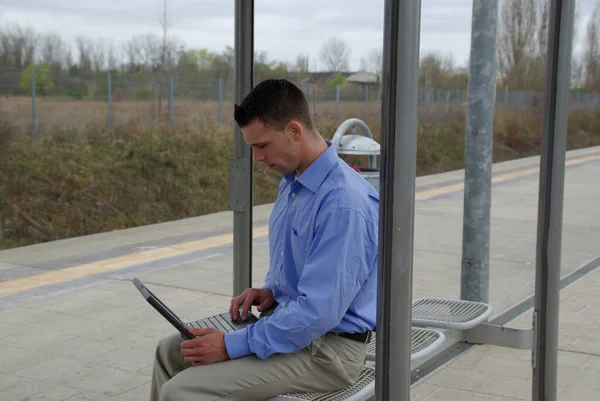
[224,141,380,360]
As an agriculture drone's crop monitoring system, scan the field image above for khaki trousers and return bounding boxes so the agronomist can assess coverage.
[149,330,366,401]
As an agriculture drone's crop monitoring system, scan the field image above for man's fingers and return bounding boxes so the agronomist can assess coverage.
[184,355,205,364]
[241,290,258,320]
[181,328,216,347]
[230,293,247,320]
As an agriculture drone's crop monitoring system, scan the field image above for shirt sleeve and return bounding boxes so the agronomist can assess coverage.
[224,207,377,360]
[262,270,271,290]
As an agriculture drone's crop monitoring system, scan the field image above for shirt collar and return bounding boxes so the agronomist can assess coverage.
[283,141,339,193]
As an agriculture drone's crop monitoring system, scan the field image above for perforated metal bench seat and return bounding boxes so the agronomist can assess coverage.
[365,327,445,362]
[412,297,492,330]
[265,366,376,401]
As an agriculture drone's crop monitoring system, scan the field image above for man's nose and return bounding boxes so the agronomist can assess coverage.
[253,150,265,162]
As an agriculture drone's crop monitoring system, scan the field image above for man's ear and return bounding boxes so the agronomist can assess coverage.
[286,120,303,141]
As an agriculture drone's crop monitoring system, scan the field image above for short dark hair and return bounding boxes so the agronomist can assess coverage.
[234,79,315,132]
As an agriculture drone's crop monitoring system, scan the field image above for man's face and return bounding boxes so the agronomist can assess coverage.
[241,119,301,175]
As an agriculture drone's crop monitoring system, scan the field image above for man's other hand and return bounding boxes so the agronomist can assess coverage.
[229,287,275,321]
[181,327,230,366]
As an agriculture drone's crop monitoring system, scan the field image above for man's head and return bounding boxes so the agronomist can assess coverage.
[234,79,323,176]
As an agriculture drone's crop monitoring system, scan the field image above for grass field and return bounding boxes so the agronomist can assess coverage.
[1,97,599,250]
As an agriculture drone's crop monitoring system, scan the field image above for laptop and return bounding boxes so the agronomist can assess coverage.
[132,278,259,340]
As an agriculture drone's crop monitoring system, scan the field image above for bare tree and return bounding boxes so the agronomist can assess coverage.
[0,23,38,68]
[319,36,351,72]
[74,36,94,75]
[159,0,171,72]
[583,4,600,90]
[127,34,161,71]
[39,32,65,66]
[106,39,119,71]
[295,52,309,73]
[496,0,538,90]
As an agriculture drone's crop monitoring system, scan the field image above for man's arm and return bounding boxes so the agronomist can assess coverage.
[224,207,377,360]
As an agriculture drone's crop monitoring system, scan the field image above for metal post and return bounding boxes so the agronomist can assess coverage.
[232,0,254,297]
[455,88,461,113]
[218,79,223,124]
[107,72,113,131]
[312,85,317,118]
[169,76,174,128]
[336,84,340,121]
[31,67,37,138]
[376,0,421,400]
[532,1,575,400]
[365,85,369,120]
[460,0,498,304]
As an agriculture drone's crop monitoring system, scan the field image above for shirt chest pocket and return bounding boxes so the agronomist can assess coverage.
[290,227,310,270]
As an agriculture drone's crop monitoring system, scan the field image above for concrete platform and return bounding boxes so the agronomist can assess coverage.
[0,146,599,401]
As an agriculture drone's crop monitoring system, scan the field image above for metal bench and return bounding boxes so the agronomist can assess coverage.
[267,326,446,401]
[266,366,376,401]
[411,297,493,330]
[364,297,492,363]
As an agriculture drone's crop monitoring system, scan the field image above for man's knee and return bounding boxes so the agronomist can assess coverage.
[155,333,184,360]
[158,378,179,401]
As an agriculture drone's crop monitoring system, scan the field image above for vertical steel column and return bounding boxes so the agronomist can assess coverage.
[231,0,254,296]
[375,0,421,399]
[461,0,499,304]
[532,0,575,400]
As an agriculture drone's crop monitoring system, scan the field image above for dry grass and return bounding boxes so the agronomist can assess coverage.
[0,97,599,250]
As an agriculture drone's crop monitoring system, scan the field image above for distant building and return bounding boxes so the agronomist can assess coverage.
[301,71,380,86]
[301,71,356,85]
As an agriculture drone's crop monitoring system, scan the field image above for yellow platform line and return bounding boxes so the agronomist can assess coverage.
[1,153,598,296]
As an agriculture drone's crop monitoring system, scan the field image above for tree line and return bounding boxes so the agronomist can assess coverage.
[0,0,598,99]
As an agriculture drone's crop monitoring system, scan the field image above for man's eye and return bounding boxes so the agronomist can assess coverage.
[257,144,267,149]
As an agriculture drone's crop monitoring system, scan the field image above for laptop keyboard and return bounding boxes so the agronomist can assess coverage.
[188,314,237,333]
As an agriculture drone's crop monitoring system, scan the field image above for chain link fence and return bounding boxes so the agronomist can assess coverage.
[1,67,599,136]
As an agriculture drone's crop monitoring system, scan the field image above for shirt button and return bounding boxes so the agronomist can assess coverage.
[291,193,296,198]
[280,251,283,256]
[275,281,279,285]
[281,301,287,306]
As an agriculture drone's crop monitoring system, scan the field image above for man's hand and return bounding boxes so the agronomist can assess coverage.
[229,287,275,321]
[181,327,230,366]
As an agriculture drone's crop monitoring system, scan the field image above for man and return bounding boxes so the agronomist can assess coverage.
[150,79,379,401]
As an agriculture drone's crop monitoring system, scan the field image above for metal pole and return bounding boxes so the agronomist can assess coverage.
[218,79,223,124]
[169,76,174,128]
[365,85,369,120]
[232,0,254,296]
[336,84,340,121]
[31,67,37,138]
[375,0,421,400]
[107,72,113,132]
[460,0,499,304]
[532,1,575,400]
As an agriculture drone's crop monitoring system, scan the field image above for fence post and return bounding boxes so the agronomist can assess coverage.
[365,85,369,120]
[312,85,317,118]
[31,67,37,138]
[455,88,461,112]
[336,84,340,121]
[168,76,174,128]
[107,72,113,131]
[519,91,524,109]
[218,79,223,124]
[436,88,441,119]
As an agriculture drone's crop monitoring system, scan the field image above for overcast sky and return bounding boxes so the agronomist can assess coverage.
[2,0,597,71]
